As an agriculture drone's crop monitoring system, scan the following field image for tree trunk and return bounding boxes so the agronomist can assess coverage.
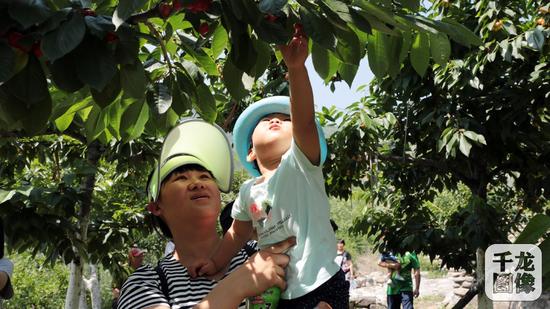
[476,248,493,309]
[79,278,88,309]
[89,264,102,309]
[65,261,83,309]
[65,142,103,309]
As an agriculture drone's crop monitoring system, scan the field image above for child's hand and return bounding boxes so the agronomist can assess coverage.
[188,258,218,278]
[279,23,308,69]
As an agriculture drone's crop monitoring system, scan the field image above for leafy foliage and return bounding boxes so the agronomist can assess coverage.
[322,0,550,272]
[0,0,480,138]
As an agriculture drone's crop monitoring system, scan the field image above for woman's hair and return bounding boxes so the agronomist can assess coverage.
[151,164,214,239]
[337,239,345,245]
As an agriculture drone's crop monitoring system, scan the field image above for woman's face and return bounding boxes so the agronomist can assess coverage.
[158,168,221,228]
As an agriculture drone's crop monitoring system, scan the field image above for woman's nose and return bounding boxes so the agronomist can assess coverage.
[188,178,206,190]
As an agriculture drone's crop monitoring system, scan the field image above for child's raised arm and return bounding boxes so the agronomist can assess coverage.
[279,24,321,165]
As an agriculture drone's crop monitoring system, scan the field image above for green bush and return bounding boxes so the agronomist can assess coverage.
[4,251,68,308]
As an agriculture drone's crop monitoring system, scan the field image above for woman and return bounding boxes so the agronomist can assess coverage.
[117,119,294,308]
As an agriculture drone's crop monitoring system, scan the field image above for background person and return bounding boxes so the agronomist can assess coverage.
[0,219,14,308]
[378,251,421,309]
[335,239,354,282]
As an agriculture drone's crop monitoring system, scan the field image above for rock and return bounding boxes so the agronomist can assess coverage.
[452,282,460,288]
[451,276,466,284]
[454,287,469,297]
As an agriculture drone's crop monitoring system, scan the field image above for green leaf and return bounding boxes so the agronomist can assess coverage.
[334,27,361,66]
[49,53,84,92]
[368,30,389,78]
[74,36,117,91]
[194,83,217,122]
[338,62,358,88]
[353,0,397,28]
[514,214,550,244]
[322,0,352,23]
[3,55,50,107]
[0,189,16,204]
[211,25,229,59]
[525,28,545,51]
[120,60,146,99]
[179,33,219,76]
[8,0,53,29]
[385,33,403,78]
[120,96,149,141]
[41,11,86,61]
[0,43,16,83]
[251,39,271,79]
[222,60,247,100]
[85,15,115,38]
[259,0,287,14]
[115,26,140,65]
[458,134,472,157]
[300,6,337,51]
[106,98,123,139]
[440,18,482,46]
[429,32,451,66]
[349,8,371,35]
[410,32,429,77]
[311,42,339,81]
[91,70,121,108]
[54,97,93,132]
[398,30,412,65]
[171,82,191,115]
[154,80,172,115]
[401,0,420,11]
[112,0,148,29]
[84,104,106,143]
[255,17,292,45]
[463,130,487,145]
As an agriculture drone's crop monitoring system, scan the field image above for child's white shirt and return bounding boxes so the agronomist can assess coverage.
[232,140,339,299]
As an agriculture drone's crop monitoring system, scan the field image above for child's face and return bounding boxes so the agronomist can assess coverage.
[250,113,292,156]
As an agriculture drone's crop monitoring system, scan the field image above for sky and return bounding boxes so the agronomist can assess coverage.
[305,56,374,111]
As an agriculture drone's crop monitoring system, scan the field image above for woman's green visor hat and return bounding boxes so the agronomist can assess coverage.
[147,118,234,202]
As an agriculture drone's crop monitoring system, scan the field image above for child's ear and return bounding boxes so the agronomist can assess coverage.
[147,201,162,216]
[246,147,257,162]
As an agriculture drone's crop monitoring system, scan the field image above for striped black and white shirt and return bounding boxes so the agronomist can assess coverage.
[117,249,250,309]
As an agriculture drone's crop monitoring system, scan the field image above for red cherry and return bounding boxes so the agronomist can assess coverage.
[198,22,209,36]
[159,3,172,18]
[81,8,97,17]
[264,14,278,22]
[172,0,183,11]
[31,42,43,58]
[105,32,119,43]
[185,0,211,13]
[7,32,29,52]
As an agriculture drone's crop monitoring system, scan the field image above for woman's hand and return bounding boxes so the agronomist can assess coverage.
[194,237,295,308]
[232,237,295,298]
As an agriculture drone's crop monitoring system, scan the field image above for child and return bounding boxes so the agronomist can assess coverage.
[191,26,349,308]
[380,252,405,285]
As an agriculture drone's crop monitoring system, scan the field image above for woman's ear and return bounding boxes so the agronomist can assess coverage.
[147,201,162,216]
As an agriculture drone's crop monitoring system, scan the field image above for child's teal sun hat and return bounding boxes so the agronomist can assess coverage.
[232,96,327,177]
[147,118,234,202]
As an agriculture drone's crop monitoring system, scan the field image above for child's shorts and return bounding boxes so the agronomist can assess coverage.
[278,269,350,309]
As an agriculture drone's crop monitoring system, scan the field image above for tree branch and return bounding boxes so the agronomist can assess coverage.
[222,100,239,131]
[451,280,482,309]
